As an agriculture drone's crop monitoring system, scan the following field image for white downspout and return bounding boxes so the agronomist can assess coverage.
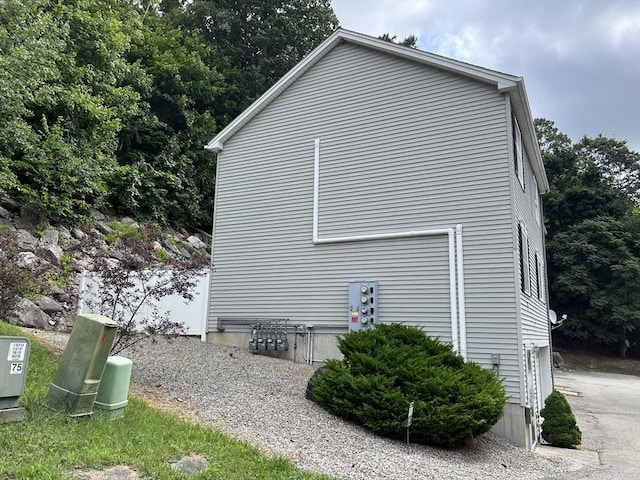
[200,270,211,342]
[311,139,460,355]
[456,224,467,360]
[313,139,320,243]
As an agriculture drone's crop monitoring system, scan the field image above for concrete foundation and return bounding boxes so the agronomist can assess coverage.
[491,402,531,449]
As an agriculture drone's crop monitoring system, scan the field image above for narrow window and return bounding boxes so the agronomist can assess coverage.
[518,222,530,295]
[513,116,525,189]
[536,253,545,301]
[533,176,540,226]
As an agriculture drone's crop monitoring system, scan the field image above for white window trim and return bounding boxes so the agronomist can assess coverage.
[533,176,540,226]
[536,253,545,301]
[514,116,525,189]
[519,222,531,295]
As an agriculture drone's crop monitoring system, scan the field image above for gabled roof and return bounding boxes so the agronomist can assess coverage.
[205,28,548,193]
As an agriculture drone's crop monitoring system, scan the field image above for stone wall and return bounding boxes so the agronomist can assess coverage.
[0,197,210,331]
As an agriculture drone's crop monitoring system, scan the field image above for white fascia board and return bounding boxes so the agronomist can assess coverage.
[338,29,520,89]
[204,140,223,153]
[502,80,549,195]
[204,28,524,153]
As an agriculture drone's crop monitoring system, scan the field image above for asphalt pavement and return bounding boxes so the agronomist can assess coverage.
[538,369,640,479]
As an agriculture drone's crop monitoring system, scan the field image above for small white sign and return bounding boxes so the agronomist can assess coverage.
[7,342,26,361]
[407,401,414,427]
[10,363,23,374]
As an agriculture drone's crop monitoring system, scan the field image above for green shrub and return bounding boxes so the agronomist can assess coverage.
[309,324,507,448]
[540,390,582,447]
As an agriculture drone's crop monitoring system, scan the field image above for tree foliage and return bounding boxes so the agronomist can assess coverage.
[536,119,640,358]
[309,324,506,448]
[0,0,339,229]
[379,33,418,48]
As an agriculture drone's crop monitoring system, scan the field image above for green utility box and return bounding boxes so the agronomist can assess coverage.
[94,356,132,419]
[44,314,118,416]
[0,336,30,423]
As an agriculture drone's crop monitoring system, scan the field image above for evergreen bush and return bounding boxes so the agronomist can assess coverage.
[309,324,507,448]
[540,390,582,447]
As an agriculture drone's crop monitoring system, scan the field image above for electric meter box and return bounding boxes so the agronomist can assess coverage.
[44,313,118,417]
[0,336,30,423]
[348,281,378,332]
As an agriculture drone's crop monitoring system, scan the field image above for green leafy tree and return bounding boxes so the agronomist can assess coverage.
[180,0,339,120]
[107,8,223,227]
[0,0,140,220]
[379,33,418,48]
[535,119,640,358]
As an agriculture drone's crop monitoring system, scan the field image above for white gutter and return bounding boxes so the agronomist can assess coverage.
[456,224,468,360]
[312,139,463,355]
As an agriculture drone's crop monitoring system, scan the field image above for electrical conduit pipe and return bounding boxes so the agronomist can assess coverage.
[312,139,467,358]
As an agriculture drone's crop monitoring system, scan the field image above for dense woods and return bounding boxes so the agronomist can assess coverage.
[0,0,337,227]
[536,119,640,358]
[1,0,638,356]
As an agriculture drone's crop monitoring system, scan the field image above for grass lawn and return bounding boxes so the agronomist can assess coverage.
[0,322,332,480]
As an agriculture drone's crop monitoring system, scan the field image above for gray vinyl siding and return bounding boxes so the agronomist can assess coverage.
[513,133,549,344]
[209,43,523,397]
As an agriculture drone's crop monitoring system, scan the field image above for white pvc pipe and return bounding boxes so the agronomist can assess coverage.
[200,270,211,342]
[313,139,320,242]
[311,140,460,355]
[456,224,467,360]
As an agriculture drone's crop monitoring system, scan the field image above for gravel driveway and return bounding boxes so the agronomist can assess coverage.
[26,330,601,479]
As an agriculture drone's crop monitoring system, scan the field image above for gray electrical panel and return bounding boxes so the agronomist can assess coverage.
[348,281,378,332]
[0,336,31,423]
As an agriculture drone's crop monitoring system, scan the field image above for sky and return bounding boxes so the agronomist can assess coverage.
[331,0,640,152]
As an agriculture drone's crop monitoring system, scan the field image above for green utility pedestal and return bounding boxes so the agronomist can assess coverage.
[94,356,132,419]
[0,336,30,423]
[44,314,118,416]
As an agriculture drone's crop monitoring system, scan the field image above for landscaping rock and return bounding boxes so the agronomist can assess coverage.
[34,295,65,315]
[15,229,38,251]
[186,235,206,250]
[16,251,44,269]
[0,205,11,219]
[37,243,64,266]
[6,298,53,330]
[171,455,209,475]
[0,197,21,213]
[51,284,73,304]
[71,227,86,240]
[40,228,60,246]
[95,221,113,235]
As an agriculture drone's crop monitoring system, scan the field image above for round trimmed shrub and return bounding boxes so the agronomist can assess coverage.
[309,323,507,448]
[540,390,582,447]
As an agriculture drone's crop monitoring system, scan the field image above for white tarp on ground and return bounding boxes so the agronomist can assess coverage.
[77,270,210,336]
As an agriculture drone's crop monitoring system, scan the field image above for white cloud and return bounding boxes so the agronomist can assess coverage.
[331,0,640,150]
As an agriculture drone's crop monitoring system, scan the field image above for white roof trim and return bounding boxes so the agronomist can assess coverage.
[204,28,548,193]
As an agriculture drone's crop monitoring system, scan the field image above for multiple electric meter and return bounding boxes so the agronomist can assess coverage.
[348,281,378,332]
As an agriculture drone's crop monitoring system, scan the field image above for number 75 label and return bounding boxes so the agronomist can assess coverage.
[10,363,23,374]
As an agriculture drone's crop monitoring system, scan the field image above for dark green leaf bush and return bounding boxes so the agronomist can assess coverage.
[540,390,582,448]
[309,324,507,448]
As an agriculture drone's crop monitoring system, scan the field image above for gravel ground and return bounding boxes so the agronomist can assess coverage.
[24,330,597,480]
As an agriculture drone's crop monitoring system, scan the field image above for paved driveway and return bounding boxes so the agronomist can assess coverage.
[548,370,640,479]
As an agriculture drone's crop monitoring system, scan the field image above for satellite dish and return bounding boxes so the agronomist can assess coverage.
[548,310,558,325]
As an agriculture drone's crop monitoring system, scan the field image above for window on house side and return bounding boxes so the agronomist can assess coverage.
[533,176,540,226]
[536,253,545,301]
[518,222,531,295]
[513,116,525,189]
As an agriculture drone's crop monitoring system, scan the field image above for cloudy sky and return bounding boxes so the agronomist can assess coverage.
[332,0,640,151]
